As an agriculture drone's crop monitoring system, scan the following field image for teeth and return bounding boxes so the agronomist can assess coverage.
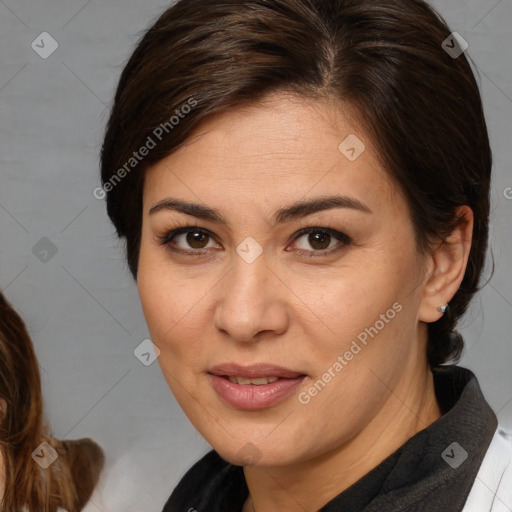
[227,376,279,385]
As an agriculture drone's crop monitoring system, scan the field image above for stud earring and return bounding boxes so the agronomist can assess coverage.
[437,304,448,314]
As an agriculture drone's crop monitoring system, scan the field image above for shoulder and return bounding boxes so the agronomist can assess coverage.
[462,425,512,511]
[162,450,245,512]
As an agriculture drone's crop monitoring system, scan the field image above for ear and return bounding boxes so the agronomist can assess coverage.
[418,205,474,323]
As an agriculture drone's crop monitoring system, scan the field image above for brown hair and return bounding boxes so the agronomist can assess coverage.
[100,0,492,365]
[0,291,77,512]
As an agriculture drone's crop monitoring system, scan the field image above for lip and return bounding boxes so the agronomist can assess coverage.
[209,374,306,410]
[208,363,306,410]
[209,363,304,379]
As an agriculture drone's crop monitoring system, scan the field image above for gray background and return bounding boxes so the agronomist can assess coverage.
[0,1,511,510]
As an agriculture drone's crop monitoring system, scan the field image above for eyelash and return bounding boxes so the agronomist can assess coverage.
[156,222,352,258]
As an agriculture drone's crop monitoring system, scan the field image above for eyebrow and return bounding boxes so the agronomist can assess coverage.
[148,195,372,226]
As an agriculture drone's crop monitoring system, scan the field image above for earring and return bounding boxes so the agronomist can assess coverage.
[437,304,448,314]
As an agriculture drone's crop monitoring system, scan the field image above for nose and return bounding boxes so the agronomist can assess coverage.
[213,252,289,343]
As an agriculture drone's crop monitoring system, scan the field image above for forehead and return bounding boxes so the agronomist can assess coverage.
[176,94,367,166]
[143,92,399,214]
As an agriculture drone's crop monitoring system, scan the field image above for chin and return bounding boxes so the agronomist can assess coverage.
[208,433,300,467]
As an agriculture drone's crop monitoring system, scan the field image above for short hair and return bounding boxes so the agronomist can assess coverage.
[100,0,492,365]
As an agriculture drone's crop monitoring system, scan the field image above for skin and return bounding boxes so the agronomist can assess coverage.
[137,92,473,512]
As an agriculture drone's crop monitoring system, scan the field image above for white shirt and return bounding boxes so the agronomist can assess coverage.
[462,425,512,511]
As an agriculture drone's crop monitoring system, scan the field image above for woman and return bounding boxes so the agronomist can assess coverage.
[99,0,512,510]
[0,291,105,512]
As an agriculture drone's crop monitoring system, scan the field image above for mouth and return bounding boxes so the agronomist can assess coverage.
[225,375,280,385]
[209,362,305,380]
[208,363,307,410]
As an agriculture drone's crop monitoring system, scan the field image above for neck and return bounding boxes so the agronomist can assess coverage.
[243,357,441,512]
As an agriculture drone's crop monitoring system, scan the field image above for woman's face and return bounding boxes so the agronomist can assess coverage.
[137,93,432,466]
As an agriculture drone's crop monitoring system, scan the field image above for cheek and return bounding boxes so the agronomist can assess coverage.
[137,268,207,405]
[289,263,394,341]
[292,245,420,368]
[137,244,182,345]
[137,249,212,362]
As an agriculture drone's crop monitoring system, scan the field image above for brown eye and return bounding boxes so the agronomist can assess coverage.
[186,231,210,249]
[291,227,351,256]
[159,227,220,253]
[307,232,331,250]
